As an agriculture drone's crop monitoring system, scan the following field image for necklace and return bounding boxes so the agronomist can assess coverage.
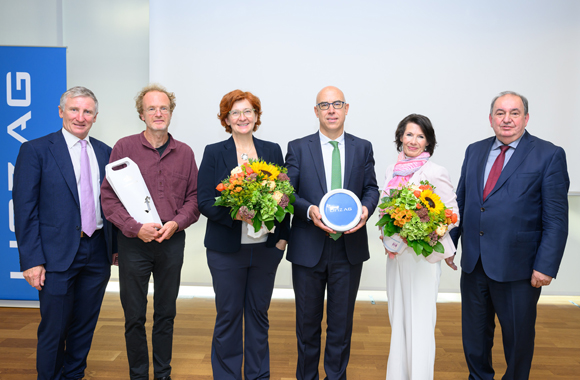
[237,145,253,161]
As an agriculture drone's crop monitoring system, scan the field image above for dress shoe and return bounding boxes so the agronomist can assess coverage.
[154,377,171,380]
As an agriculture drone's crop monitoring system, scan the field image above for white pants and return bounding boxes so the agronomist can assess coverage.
[386,250,441,380]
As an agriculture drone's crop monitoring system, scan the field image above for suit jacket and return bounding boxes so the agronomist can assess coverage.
[285,132,379,267]
[450,131,569,282]
[383,160,459,263]
[198,136,290,253]
[14,129,115,272]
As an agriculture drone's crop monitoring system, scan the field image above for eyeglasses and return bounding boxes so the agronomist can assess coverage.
[229,108,255,118]
[316,101,346,110]
[145,106,170,115]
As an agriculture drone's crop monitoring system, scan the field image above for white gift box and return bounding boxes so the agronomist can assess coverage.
[105,157,162,225]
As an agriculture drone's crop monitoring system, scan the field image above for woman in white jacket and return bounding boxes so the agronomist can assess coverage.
[381,114,459,380]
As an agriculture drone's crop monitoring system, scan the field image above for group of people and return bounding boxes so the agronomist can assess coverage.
[13,84,569,380]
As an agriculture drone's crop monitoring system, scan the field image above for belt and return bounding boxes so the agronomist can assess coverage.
[81,229,102,238]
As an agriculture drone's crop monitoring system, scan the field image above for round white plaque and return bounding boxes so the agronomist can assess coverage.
[319,189,363,232]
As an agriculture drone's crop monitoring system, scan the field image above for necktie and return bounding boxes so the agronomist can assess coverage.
[80,140,97,236]
[483,145,510,201]
[328,141,342,240]
[329,141,341,190]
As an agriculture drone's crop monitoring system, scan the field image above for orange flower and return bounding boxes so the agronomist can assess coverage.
[216,183,225,192]
[445,209,453,218]
[243,163,254,175]
[416,204,422,209]
[451,213,458,223]
[413,190,422,198]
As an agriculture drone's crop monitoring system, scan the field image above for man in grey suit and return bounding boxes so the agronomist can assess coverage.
[285,86,379,380]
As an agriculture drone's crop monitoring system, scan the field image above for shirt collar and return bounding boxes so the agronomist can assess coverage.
[493,133,523,150]
[319,130,345,145]
[62,127,90,149]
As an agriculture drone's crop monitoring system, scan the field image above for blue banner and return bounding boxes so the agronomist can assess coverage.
[0,46,67,301]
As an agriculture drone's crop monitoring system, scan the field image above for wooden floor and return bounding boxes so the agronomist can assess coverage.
[1,293,579,379]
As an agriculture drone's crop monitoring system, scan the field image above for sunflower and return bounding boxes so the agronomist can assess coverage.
[250,161,280,180]
[419,189,444,214]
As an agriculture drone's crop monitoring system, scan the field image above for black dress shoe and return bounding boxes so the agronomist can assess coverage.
[154,377,171,380]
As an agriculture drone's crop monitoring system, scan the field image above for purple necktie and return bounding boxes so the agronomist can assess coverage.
[483,145,510,201]
[80,140,97,236]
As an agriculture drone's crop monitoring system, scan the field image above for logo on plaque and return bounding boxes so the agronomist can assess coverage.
[319,189,362,232]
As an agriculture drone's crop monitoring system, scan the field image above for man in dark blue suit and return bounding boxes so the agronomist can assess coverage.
[285,86,379,380]
[14,86,114,380]
[450,91,569,380]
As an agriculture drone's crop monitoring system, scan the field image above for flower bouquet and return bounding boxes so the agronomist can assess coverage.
[376,180,458,258]
[214,159,295,235]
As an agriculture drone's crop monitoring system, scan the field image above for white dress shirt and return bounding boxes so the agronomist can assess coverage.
[62,128,104,229]
[306,131,346,220]
[319,130,345,191]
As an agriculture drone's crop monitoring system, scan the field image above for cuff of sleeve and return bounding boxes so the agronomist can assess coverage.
[172,216,187,232]
[121,220,143,238]
[306,205,313,221]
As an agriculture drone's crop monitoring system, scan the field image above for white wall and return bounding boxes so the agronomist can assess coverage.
[149,0,580,295]
[1,0,578,295]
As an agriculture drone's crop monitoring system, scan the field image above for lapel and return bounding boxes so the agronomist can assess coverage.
[90,137,107,186]
[253,136,269,161]
[221,136,239,172]
[306,132,327,193]
[343,133,355,189]
[48,130,79,206]
[477,137,495,202]
[486,131,534,201]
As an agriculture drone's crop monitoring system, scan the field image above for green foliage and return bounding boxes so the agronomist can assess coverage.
[213,160,296,233]
[376,180,453,258]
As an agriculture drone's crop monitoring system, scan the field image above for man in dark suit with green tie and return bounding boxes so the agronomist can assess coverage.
[285,86,379,380]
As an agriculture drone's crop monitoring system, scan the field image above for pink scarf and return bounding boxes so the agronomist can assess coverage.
[384,151,430,195]
[381,151,430,259]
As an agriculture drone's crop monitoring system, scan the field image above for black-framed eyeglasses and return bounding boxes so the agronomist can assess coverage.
[229,108,255,118]
[316,101,346,110]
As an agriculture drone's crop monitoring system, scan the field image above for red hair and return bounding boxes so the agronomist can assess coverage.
[218,90,262,133]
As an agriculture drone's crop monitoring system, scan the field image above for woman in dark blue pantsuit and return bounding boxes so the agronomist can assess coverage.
[197,90,289,380]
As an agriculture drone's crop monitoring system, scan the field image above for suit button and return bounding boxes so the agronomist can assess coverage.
[481,207,485,212]
[480,231,484,236]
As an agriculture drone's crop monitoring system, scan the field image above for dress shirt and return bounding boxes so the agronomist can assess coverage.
[306,131,346,221]
[319,131,345,191]
[61,128,103,229]
[483,135,522,187]
[100,132,200,238]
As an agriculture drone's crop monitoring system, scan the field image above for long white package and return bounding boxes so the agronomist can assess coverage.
[105,157,162,225]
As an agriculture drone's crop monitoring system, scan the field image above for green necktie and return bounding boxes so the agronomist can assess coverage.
[329,141,342,190]
[328,141,342,240]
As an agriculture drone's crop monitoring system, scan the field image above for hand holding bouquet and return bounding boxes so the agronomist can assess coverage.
[214,159,295,234]
[376,180,458,258]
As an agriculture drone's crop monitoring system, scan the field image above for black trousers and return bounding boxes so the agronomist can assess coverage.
[118,231,185,380]
[292,237,363,380]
